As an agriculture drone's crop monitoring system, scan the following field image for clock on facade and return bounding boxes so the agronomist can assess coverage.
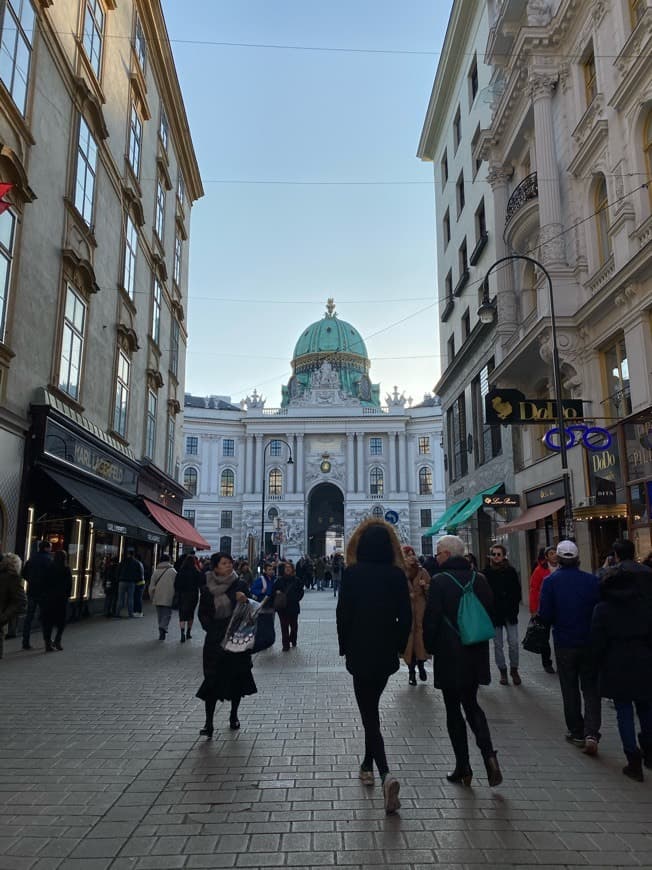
[320,459,331,473]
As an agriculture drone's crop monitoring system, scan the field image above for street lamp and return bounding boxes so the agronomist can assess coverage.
[260,438,294,563]
[479,255,574,538]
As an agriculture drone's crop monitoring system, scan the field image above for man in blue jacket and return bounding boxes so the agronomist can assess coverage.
[539,540,601,755]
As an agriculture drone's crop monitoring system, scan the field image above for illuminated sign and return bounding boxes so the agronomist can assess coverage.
[484,389,584,426]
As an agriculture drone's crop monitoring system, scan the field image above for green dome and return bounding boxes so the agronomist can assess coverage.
[293,299,368,360]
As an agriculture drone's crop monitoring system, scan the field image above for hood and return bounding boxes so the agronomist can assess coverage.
[600,567,641,603]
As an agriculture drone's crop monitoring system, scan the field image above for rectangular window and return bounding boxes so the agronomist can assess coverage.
[159,107,169,152]
[177,172,185,209]
[223,438,235,457]
[134,15,146,72]
[170,318,179,377]
[145,389,157,458]
[128,101,143,177]
[123,215,137,300]
[74,117,98,226]
[183,509,195,526]
[220,510,233,529]
[441,149,448,186]
[59,285,86,401]
[113,349,130,437]
[445,269,453,301]
[603,336,632,419]
[462,308,471,341]
[459,238,468,275]
[449,393,468,481]
[270,439,282,457]
[453,106,462,152]
[155,172,166,242]
[83,0,104,79]
[151,278,161,344]
[0,0,35,116]
[173,230,182,286]
[468,55,479,104]
[0,209,16,342]
[447,334,455,366]
[369,437,382,455]
[443,208,451,247]
[456,171,465,216]
[166,416,175,476]
[630,0,646,28]
[472,359,501,466]
[421,536,433,557]
[471,124,482,177]
[418,436,430,455]
[583,46,597,107]
[186,435,198,455]
[420,508,432,527]
[475,198,487,241]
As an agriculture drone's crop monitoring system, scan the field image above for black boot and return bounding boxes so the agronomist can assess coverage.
[158,628,166,641]
[408,668,417,686]
[484,753,503,787]
[623,749,644,782]
[446,763,472,786]
[180,628,186,643]
[417,661,427,682]
[638,732,652,770]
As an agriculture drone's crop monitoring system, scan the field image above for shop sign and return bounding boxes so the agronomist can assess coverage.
[484,389,583,426]
[624,420,652,482]
[44,420,138,493]
[483,494,520,507]
[107,522,128,535]
[525,479,565,508]
[587,442,621,505]
[544,424,612,453]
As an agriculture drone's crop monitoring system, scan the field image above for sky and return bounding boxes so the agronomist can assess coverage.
[161,1,453,408]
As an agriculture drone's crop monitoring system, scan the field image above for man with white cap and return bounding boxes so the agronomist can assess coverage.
[538,540,601,755]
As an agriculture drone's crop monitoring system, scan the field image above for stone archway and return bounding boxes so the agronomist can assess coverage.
[307,483,344,558]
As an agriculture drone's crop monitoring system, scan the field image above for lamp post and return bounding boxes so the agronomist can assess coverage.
[260,438,294,564]
[478,254,574,538]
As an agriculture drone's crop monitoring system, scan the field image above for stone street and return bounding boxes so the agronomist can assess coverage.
[1,592,651,870]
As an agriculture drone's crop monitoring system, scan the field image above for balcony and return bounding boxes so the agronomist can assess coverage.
[505,172,538,225]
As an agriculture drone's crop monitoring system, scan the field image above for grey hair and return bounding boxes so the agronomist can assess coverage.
[2,553,22,574]
[436,535,466,558]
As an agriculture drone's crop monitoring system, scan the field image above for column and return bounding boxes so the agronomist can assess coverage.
[487,163,517,344]
[287,434,296,494]
[296,434,304,494]
[346,433,355,492]
[407,435,417,495]
[528,72,565,266]
[389,433,398,494]
[245,435,254,494]
[254,434,263,494]
[398,432,408,494]
[356,433,365,494]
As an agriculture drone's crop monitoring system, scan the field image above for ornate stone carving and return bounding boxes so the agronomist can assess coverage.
[538,223,566,266]
[527,73,557,101]
[615,283,638,306]
[527,0,553,26]
[486,163,513,190]
[385,386,407,408]
[244,389,265,409]
[311,360,340,388]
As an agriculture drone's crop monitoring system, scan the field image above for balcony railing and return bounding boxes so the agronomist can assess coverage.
[505,172,538,225]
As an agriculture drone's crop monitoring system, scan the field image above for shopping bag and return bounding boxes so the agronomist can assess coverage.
[522,615,549,654]
[221,599,260,653]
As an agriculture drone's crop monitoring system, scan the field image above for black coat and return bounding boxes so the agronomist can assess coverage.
[591,569,652,701]
[423,556,494,690]
[175,564,202,621]
[22,552,53,601]
[274,572,304,617]
[336,562,411,680]
[483,562,521,626]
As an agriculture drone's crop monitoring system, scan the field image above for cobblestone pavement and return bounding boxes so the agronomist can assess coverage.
[1,592,652,870]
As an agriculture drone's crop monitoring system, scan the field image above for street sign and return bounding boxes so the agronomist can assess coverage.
[384,510,399,525]
[483,494,521,507]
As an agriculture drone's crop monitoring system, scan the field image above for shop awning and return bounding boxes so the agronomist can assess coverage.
[142,498,210,551]
[43,469,167,545]
[424,498,469,537]
[499,498,566,533]
[447,483,504,530]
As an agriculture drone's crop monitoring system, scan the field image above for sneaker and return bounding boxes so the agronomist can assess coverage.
[359,767,374,787]
[565,733,586,748]
[583,736,599,756]
[382,776,401,815]
[133,612,144,618]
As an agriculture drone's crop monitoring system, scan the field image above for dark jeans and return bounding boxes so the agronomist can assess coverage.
[22,596,40,646]
[555,646,601,739]
[441,684,494,765]
[352,674,389,777]
[278,612,298,649]
[117,582,134,617]
[42,615,65,646]
[614,700,652,754]
[133,584,144,614]
[104,587,117,617]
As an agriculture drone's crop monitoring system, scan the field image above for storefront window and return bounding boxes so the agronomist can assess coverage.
[603,337,632,419]
[629,483,648,525]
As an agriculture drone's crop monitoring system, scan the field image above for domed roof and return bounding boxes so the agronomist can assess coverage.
[293,299,368,360]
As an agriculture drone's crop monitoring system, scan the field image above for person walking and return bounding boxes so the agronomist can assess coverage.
[423,534,502,788]
[314,557,325,591]
[538,540,601,755]
[149,554,177,641]
[196,552,256,736]
[274,561,304,650]
[528,547,558,673]
[251,563,275,602]
[103,556,120,618]
[401,545,431,686]
[40,550,72,652]
[21,541,53,650]
[0,554,26,660]
[592,566,652,781]
[483,544,521,685]
[117,548,143,618]
[332,552,343,598]
[133,552,147,617]
[336,519,411,815]
[175,554,202,642]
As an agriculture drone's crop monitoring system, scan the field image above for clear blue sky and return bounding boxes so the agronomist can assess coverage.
[161,0,452,406]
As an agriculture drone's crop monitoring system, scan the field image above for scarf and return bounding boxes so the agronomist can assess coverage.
[206,570,238,619]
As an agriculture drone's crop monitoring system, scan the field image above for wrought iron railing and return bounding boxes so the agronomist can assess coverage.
[505,172,538,224]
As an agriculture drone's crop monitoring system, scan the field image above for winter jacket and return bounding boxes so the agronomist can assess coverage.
[273,572,304,616]
[591,567,652,701]
[483,562,521,626]
[402,566,431,663]
[423,556,494,690]
[538,564,599,648]
[149,562,177,607]
[336,562,411,680]
[22,552,53,601]
[251,573,275,602]
[118,556,144,584]
[0,566,26,625]
[174,563,202,619]
[40,564,72,622]
[529,562,550,614]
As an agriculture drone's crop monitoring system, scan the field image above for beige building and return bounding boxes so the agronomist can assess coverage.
[0,1,203,591]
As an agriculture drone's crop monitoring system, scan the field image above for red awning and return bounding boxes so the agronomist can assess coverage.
[143,498,210,550]
[499,499,566,534]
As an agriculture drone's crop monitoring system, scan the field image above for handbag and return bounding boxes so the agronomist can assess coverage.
[522,615,549,654]
[273,589,288,611]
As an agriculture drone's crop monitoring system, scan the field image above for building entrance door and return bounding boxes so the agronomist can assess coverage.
[307,483,344,558]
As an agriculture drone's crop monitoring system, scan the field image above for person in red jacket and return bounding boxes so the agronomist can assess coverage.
[529,546,557,674]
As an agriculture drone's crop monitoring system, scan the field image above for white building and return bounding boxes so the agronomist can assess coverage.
[182,301,446,560]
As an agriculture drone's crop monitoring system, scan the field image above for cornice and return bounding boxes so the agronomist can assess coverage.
[609,9,652,112]
[568,107,608,178]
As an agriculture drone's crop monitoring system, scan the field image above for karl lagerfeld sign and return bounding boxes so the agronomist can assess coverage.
[484,389,584,426]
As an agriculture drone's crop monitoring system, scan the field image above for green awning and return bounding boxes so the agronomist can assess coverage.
[447,483,503,530]
[424,498,470,537]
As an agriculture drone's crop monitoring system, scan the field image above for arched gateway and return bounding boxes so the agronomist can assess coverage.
[307,483,344,558]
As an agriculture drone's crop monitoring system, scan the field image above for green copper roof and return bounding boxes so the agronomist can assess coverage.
[293,299,368,360]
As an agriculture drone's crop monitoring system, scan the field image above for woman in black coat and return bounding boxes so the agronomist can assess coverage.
[196,552,257,736]
[274,561,304,650]
[592,567,652,781]
[41,550,72,652]
[423,534,502,788]
[336,519,411,815]
[175,554,202,642]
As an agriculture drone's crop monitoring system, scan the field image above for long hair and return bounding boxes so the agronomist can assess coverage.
[345,518,405,569]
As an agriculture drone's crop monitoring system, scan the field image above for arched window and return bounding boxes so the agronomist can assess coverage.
[183,466,198,496]
[268,468,282,496]
[418,466,433,495]
[645,111,652,206]
[594,174,611,265]
[370,466,384,496]
[220,468,235,497]
[219,535,232,555]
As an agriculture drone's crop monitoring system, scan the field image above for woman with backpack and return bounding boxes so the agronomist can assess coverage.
[423,534,502,788]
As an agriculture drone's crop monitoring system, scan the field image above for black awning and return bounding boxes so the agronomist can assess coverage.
[42,468,167,546]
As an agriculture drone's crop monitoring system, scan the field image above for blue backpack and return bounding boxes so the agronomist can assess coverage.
[442,571,495,646]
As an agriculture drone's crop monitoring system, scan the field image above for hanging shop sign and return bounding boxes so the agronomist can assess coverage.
[483,494,521,507]
[624,419,652,481]
[587,440,621,505]
[525,479,566,508]
[484,389,584,426]
[44,419,138,493]
[544,424,612,453]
